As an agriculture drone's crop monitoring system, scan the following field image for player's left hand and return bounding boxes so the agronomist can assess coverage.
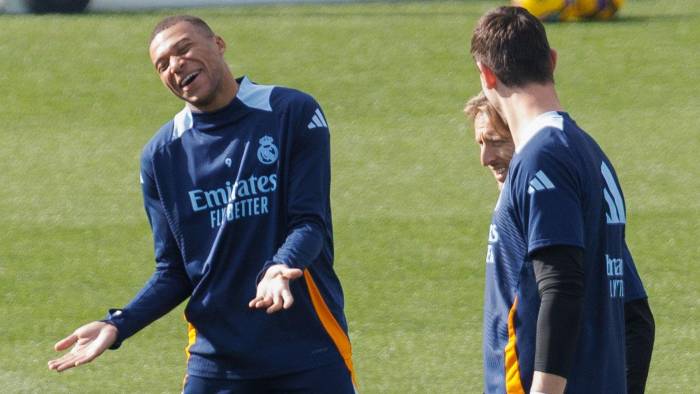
[47,321,118,372]
[248,264,303,314]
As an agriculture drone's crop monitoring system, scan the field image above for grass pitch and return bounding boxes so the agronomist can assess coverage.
[1,1,698,392]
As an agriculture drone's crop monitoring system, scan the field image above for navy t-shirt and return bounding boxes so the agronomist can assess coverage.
[483,112,631,393]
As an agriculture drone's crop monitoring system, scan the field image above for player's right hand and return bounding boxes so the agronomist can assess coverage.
[48,321,118,372]
[249,264,303,314]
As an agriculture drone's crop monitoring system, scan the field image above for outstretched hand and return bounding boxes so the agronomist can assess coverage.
[248,264,303,314]
[48,321,118,372]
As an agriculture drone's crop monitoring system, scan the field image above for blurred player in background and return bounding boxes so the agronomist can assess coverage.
[512,0,624,22]
[470,6,654,393]
[465,93,654,393]
[48,15,357,393]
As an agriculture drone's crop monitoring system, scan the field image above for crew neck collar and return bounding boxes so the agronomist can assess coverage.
[516,111,567,153]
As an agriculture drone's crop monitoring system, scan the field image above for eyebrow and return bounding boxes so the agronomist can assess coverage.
[155,38,192,67]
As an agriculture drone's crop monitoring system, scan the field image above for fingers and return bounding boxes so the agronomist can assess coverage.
[54,334,78,351]
[48,350,88,372]
[266,292,282,314]
[248,292,263,308]
[248,297,259,308]
[281,268,303,280]
[266,282,295,314]
[250,266,302,313]
[48,353,78,372]
[49,351,96,372]
[251,286,290,313]
[249,294,273,309]
[48,322,116,372]
[281,288,294,310]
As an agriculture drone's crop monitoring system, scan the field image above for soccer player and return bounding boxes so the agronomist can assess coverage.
[48,15,357,393]
[464,93,655,394]
[464,93,514,191]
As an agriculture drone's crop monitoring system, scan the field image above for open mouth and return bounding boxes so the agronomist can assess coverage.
[491,167,508,180]
[180,71,200,88]
[493,167,507,176]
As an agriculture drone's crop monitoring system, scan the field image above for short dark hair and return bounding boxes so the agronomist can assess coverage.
[470,6,553,87]
[150,15,214,44]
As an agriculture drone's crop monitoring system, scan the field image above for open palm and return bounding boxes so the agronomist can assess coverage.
[48,321,118,372]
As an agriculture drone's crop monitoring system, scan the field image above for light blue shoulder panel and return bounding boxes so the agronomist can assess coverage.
[172,106,193,139]
[237,76,274,112]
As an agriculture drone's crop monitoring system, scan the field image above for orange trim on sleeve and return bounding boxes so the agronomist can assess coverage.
[183,319,197,393]
[303,270,359,390]
[504,296,525,394]
[185,321,197,361]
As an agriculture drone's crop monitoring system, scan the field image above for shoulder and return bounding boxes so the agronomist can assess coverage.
[237,76,321,114]
[272,85,318,106]
[263,81,327,131]
[142,121,171,160]
[510,125,584,197]
[512,127,575,176]
[270,85,323,118]
[141,107,190,164]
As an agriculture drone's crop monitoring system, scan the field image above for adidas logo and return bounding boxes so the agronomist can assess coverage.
[527,170,555,194]
[307,108,328,130]
[601,162,626,224]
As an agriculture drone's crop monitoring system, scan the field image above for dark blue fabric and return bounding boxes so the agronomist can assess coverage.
[183,357,354,394]
[623,243,647,302]
[483,112,637,393]
[104,78,348,379]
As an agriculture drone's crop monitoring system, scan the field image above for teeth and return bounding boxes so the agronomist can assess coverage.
[181,71,198,87]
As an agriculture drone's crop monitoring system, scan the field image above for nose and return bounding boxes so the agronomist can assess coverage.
[480,146,495,167]
[168,55,185,74]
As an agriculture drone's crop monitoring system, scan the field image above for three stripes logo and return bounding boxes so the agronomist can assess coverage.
[527,170,555,194]
[307,108,328,130]
[601,162,626,224]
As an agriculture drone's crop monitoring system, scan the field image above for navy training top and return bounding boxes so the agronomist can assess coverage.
[482,112,631,393]
[104,77,354,381]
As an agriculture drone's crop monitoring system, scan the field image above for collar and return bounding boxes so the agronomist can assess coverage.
[175,76,275,134]
[515,111,565,153]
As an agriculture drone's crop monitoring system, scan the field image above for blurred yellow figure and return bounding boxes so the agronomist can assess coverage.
[513,0,624,22]
[512,0,569,21]
[569,0,625,20]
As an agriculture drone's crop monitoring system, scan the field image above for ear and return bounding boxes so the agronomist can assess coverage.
[215,35,226,55]
[477,62,498,89]
[550,49,558,73]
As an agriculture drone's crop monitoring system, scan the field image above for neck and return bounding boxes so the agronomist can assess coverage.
[496,83,563,150]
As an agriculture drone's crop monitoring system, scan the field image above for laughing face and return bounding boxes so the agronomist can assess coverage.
[149,21,229,112]
[474,111,515,189]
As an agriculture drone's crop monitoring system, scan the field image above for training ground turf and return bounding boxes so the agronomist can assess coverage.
[1,0,698,392]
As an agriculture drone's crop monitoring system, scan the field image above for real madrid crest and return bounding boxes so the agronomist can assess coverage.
[257,135,278,165]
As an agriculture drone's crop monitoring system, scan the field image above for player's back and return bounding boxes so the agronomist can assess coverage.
[522,112,627,393]
[484,111,628,393]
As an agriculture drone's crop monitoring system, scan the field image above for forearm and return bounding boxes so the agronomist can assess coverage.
[625,297,655,394]
[104,266,192,348]
[531,371,567,394]
[531,246,585,389]
[534,291,584,377]
[272,221,324,267]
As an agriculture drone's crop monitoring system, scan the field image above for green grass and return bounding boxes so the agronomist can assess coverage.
[1,1,698,392]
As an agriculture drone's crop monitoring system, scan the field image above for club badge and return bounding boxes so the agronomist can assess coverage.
[257,135,278,165]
